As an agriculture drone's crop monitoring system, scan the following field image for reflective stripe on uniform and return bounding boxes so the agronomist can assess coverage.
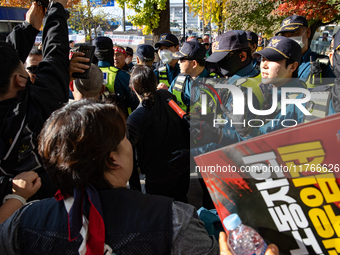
[172,76,187,111]
[158,66,170,88]
[100,66,119,93]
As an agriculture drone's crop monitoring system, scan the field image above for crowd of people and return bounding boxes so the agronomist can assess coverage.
[0,1,339,254]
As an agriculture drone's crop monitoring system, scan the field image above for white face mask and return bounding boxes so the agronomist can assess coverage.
[290,36,305,49]
[289,29,307,49]
[159,49,173,64]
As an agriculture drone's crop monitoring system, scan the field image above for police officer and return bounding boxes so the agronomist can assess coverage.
[168,41,217,115]
[206,30,260,83]
[192,36,307,152]
[136,44,155,66]
[245,31,260,69]
[276,15,335,87]
[153,33,181,88]
[304,31,340,122]
[92,37,137,116]
[204,30,263,138]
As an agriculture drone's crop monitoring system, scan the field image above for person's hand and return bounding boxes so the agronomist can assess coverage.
[157,83,168,90]
[69,52,90,81]
[25,2,44,30]
[12,171,41,200]
[219,232,279,255]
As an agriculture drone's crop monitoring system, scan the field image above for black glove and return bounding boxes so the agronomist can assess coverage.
[191,121,221,145]
[168,149,190,174]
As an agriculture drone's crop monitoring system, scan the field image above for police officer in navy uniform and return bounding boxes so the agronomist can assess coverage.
[275,15,335,88]
[92,37,138,116]
[305,30,340,121]
[246,31,260,69]
[192,36,307,152]
[153,33,181,88]
[206,30,260,83]
[168,41,218,117]
[135,44,155,66]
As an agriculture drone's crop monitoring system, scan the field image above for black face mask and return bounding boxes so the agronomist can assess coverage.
[217,53,243,77]
[331,52,340,78]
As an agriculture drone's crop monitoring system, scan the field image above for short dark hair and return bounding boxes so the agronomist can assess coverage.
[286,58,299,78]
[0,42,21,96]
[129,65,157,108]
[196,58,206,67]
[38,100,126,197]
[136,56,154,66]
[74,64,104,98]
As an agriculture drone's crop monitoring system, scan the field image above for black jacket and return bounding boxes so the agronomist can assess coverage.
[127,90,189,183]
[0,3,70,199]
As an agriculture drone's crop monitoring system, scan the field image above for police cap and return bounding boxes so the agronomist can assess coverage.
[253,36,302,64]
[136,44,155,61]
[172,41,206,60]
[275,15,308,36]
[155,33,179,49]
[206,30,249,63]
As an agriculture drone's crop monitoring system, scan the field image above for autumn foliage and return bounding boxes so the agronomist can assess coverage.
[0,0,81,10]
[271,0,339,23]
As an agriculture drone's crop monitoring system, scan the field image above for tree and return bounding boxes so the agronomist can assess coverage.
[271,0,340,43]
[115,0,170,45]
[0,0,81,11]
[187,0,228,35]
[223,0,282,36]
[68,1,115,42]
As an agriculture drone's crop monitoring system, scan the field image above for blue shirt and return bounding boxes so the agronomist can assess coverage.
[169,68,210,106]
[154,63,180,85]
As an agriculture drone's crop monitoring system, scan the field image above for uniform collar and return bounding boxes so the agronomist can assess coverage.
[196,68,209,79]
[98,61,111,67]
[233,63,255,79]
[301,48,312,63]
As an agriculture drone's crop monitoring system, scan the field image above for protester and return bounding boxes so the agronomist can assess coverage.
[0,0,69,201]
[153,33,181,88]
[0,171,41,224]
[25,47,42,82]
[127,65,190,202]
[69,64,105,101]
[114,45,131,73]
[0,100,218,254]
